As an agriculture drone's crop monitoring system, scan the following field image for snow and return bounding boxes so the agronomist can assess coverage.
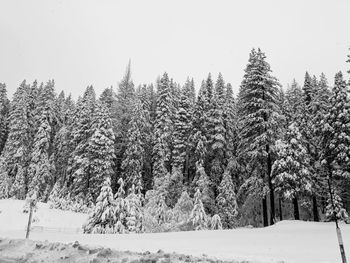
[1,199,350,263]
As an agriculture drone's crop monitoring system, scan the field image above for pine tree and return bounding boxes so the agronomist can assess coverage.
[2,81,31,199]
[27,116,52,200]
[223,83,237,160]
[173,191,193,223]
[153,73,173,189]
[237,48,281,226]
[27,81,56,200]
[83,177,116,234]
[86,102,116,201]
[321,72,350,180]
[216,170,238,228]
[284,79,303,124]
[114,178,128,233]
[68,86,96,201]
[190,189,207,230]
[114,62,136,190]
[325,188,349,222]
[194,162,215,215]
[172,80,193,174]
[0,83,9,155]
[210,214,223,230]
[126,185,143,233]
[209,73,227,192]
[273,123,312,220]
[121,99,145,190]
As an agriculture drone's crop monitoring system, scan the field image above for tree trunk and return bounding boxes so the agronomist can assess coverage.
[279,197,283,221]
[293,196,300,220]
[267,147,275,225]
[262,196,268,227]
[312,194,319,222]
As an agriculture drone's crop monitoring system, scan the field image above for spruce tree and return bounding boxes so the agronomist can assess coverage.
[0,83,9,155]
[68,86,96,201]
[237,48,281,226]
[121,99,145,190]
[85,102,115,201]
[83,177,116,234]
[126,184,143,233]
[2,81,31,199]
[153,72,173,189]
[209,73,227,193]
[190,189,207,230]
[321,72,350,181]
[114,178,128,233]
[273,123,312,220]
[216,170,238,228]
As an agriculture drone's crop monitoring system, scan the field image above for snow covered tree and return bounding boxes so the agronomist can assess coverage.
[68,86,96,201]
[284,79,303,124]
[153,72,173,189]
[320,71,350,177]
[320,72,350,221]
[27,81,56,200]
[190,189,207,230]
[83,177,116,234]
[0,83,9,156]
[121,99,145,190]
[193,161,215,215]
[223,83,237,160]
[216,170,238,228]
[172,80,193,175]
[114,178,128,233]
[209,73,227,192]
[114,62,136,189]
[173,191,193,223]
[1,81,31,199]
[85,102,116,200]
[27,116,52,200]
[210,214,223,230]
[273,123,312,220]
[325,188,349,222]
[126,184,143,233]
[237,48,281,226]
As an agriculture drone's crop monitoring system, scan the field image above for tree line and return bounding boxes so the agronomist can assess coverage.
[0,48,349,231]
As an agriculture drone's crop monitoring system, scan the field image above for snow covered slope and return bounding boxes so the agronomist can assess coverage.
[0,199,349,263]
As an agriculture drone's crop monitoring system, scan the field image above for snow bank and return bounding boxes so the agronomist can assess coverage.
[0,199,349,263]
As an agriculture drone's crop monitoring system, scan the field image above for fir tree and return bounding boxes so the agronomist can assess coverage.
[126,184,143,233]
[68,86,96,201]
[190,189,207,230]
[325,188,349,222]
[2,81,31,199]
[0,83,9,155]
[121,99,145,190]
[173,191,194,223]
[273,123,312,220]
[153,72,173,189]
[86,102,116,200]
[172,81,193,174]
[83,177,116,234]
[237,48,281,226]
[27,116,52,200]
[216,170,238,228]
[114,178,128,233]
[114,62,136,190]
[210,214,223,230]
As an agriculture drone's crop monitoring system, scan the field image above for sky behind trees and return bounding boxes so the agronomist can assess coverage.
[0,0,349,98]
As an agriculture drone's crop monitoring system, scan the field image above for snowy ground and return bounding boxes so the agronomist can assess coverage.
[0,199,349,263]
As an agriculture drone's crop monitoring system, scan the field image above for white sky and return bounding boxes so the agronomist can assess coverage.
[0,0,349,98]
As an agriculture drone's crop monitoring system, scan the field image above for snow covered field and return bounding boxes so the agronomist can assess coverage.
[0,199,349,263]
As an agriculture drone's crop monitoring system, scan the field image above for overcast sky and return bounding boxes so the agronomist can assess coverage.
[0,0,349,98]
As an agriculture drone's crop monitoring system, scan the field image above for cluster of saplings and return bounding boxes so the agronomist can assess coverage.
[0,48,350,233]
